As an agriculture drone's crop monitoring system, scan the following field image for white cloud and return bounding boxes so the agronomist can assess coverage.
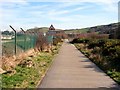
[0,0,28,3]
[0,0,118,30]
[47,4,92,17]
[48,10,70,16]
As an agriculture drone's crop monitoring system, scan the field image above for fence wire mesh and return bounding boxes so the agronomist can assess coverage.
[2,31,53,57]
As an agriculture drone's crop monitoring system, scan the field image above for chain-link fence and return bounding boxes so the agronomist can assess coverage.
[2,26,54,57]
[2,32,37,57]
[2,25,67,57]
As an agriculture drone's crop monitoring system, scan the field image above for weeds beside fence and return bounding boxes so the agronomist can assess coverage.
[1,26,64,88]
[1,26,65,71]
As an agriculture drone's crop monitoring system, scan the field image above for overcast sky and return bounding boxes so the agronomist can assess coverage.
[0,0,119,31]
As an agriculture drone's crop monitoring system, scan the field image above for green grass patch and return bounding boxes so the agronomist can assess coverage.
[64,28,89,34]
[107,71,120,84]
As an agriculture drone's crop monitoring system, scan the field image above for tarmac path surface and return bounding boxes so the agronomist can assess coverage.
[38,42,120,89]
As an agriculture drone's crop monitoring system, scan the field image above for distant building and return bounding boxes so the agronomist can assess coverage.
[1,35,14,40]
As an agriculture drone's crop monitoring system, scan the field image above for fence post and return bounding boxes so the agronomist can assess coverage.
[30,32,34,49]
[28,32,31,48]
[30,32,33,48]
[32,32,35,48]
[20,28,26,52]
[9,25,17,55]
[0,34,1,90]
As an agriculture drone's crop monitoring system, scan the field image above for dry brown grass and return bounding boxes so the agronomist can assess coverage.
[1,49,37,71]
[1,44,53,73]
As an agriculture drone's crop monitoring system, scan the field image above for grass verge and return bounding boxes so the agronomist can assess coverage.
[2,43,62,88]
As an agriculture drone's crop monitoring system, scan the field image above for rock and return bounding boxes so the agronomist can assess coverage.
[3,70,12,74]
[2,70,16,75]
[0,68,6,74]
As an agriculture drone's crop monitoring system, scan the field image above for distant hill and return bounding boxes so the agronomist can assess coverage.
[63,23,118,34]
[87,23,119,39]
[27,27,89,34]
[63,22,120,39]
[88,23,118,33]
[26,23,120,39]
[26,27,63,33]
[26,27,49,33]
[63,28,89,34]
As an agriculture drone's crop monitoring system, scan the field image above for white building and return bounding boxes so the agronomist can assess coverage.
[1,35,14,40]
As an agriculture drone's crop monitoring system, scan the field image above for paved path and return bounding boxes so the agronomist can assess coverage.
[39,42,120,89]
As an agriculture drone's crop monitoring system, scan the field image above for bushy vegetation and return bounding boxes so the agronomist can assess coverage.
[53,36,63,45]
[72,38,120,84]
[70,38,89,44]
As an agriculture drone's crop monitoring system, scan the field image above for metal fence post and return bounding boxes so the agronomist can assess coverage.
[28,32,31,49]
[20,28,26,52]
[9,25,17,55]
[0,30,2,71]
[30,32,34,48]
[30,32,32,48]
[26,32,28,50]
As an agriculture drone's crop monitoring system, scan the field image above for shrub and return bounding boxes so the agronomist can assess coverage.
[70,38,89,44]
[87,40,98,49]
[70,38,79,43]
[53,36,62,45]
[91,47,100,54]
[97,39,106,47]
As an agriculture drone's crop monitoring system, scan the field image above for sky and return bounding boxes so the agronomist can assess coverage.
[0,0,119,31]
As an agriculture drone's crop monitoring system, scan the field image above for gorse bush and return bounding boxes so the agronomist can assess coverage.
[93,39,120,71]
[91,47,100,54]
[87,40,98,49]
[101,40,120,71]
[97,39,106,47]
[70,38,89,44]
[53,36,62,45]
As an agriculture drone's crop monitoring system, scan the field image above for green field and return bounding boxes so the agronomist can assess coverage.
[64,28,89,34]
